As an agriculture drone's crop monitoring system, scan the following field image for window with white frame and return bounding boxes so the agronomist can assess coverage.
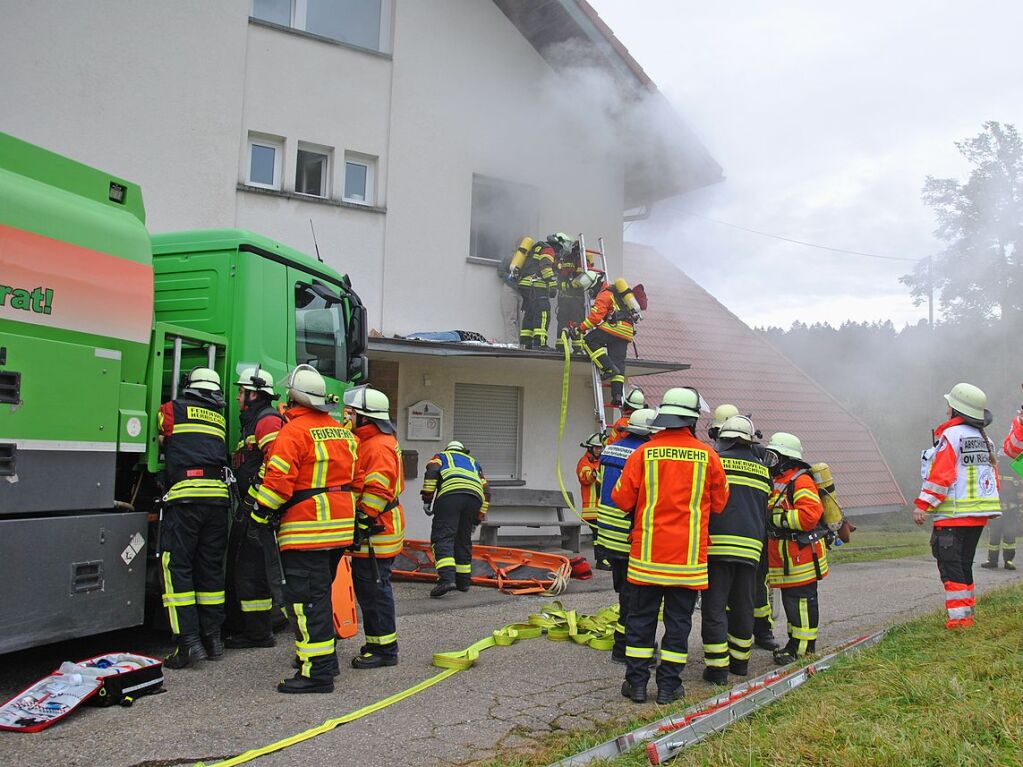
[296,144,331,198]
[469,174,539,264]
[251,0,388,52]
[343,153,376,204]
[453,383,522,480]
[247,134,284,190]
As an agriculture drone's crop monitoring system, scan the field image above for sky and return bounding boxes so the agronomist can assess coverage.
[590,0,1023,328]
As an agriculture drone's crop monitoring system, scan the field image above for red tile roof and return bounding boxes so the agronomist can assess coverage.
[624,243,906,512]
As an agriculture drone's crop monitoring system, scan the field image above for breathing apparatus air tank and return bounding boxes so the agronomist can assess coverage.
[613,277,643,319]
[509,236,534,275]
[811,462,845,531]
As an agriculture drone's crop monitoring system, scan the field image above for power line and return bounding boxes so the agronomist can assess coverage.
[691,213,921,262]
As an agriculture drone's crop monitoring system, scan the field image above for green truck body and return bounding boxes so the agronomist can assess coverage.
[0,132,366,653]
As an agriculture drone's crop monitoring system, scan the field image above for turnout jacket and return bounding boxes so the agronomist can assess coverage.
[767,467,828,587]
[605,414,630,446]
[918,416,1000,525]
[611,428,729,588]
[579,286,635,341]
[158,392,229,505]
[422,449,491,515]
[233,403,284,498]
[351,422,406,559]
[577,451,601,523]
[1004,413,1023,459]
[596,432,648,557]
[252,406,360,551]
[517,241,556,291]
[709,442,770,565]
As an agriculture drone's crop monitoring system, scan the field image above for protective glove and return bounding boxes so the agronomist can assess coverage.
[475,511,485,526]
[566,324,580,340]
[422,500,434,517]
[548,285,558,299]
[247,496,280,529]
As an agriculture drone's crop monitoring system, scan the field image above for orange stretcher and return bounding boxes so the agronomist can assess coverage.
[332,555,359,639]
[391,539,571,595]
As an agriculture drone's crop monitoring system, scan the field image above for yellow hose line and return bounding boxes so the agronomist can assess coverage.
[555,331,595,532]
[194,603,619,767]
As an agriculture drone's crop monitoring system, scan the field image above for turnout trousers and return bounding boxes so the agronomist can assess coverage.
[986,508,1019,566]
[779,582,819,657]
[624,584,699,695]
[702,561,756,674]
[225,513,275,640]
[583,328,628,404]
[160,502,228,639]
[282,548,338,680]
[556,292,586,353]
[608,557,632,658]
[352,556,398,659]
[519,287,551,349]
[753,546,774,641]
[431,493,481,587]
[931,524,984,628]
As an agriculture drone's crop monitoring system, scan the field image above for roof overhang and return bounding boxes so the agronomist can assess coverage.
[368,337,689,378]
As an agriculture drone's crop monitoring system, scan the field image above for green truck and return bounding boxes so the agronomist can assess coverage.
[0,132,367,654]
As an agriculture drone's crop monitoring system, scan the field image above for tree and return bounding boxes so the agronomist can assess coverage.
[902,121,1023,325]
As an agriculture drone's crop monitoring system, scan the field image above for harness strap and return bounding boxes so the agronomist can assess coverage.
[278,484,353,514]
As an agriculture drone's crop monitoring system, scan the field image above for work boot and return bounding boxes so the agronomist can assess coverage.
[202,630,224,660]
[164,635,208,669]
[351,652,398,669]
[981,561,998,569]
[621,680,647,703]
[702,667,729,685]
[1006,560,1017,571]
[277,673,334,694]
[456,576,472,593]
[430,581,456,598]
[224,633,276,649]
[656,686,685,705]
[754,634,779,651]
[729,661,749,677]
[595,559,612,571]
[773,648,797,666]
[610,651,627,665]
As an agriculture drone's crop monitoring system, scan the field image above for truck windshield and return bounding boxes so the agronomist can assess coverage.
[295,283,347,380]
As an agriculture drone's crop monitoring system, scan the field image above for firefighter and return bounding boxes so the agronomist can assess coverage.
[157,367,231,669]
[915,383,1001,629]
[606,387,646,446]
[249,365,359,693]
[224,366,284,649]
[514,234,563,350]
[765,432,828,663]
[596,408,657,662]
[982,464,1020,571]
[702,415,771,683]
[343,385,405,669]
[555,240,590,354]
[577,432,603,529]
[570,272,637,407]
[422,440,490,597]
[707,404,739,442]
[612,387,729,704]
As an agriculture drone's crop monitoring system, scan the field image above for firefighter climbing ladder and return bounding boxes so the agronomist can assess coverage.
[578,233,608,432]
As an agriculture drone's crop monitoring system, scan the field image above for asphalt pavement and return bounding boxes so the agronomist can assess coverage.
[1,547,1019,767]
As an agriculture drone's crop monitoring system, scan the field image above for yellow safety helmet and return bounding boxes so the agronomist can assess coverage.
[767,432,803,461]
[718,415,756,443]
[944,382,987,421]
[446,440,467,452]
[286,364,331,412]
[711,404,740,430]
[235,365,276,397]
[580,432,604,449]
[343,385,394,433]
[186,367,221,393]
[652,387,701,427]
[623,387,646,411]
[626,408,659,435]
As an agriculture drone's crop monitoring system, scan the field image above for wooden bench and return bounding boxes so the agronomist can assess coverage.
[478,488,583,552]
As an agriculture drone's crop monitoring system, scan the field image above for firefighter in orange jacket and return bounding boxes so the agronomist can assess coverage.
[916,383,1001,629]
[343,385,405,669]
[577,432,603,527]
[570,274,636,407]
[765,432,828,663]
[611,387,729,704]
[605,387,645,446]
[249,365,360,694]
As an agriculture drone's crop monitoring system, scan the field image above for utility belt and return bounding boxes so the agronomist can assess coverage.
[768,524,830,580]
[278,484,353,514]
[166,465,229,486]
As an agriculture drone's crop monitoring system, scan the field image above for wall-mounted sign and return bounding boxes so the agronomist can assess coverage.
[407,400,443,441]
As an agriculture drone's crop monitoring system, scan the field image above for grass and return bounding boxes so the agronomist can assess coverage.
[478,583,1023,767]
[826,528,932,564]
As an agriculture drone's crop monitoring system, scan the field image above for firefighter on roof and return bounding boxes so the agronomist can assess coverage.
[513,234,564,349]
[916,383,1001,629]
[422,440,490,597]
[343,385,405,669]
[225,366,284,650]
[555,240,592,355]
[158,367,231,669]
[612,387,729,704]
[249,365,360,693]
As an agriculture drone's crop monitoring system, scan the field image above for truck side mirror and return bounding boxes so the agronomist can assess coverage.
[347,304,367,357]
[348,355,368,383]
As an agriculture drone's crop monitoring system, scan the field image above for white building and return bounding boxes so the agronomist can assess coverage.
[2,0,720,537]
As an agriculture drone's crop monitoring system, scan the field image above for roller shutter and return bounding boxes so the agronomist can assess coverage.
[453,383,521,479]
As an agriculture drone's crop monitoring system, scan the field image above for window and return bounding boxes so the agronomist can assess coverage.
[251,0,386,52]
[296,145,331,197]
[453,383,522,479]
[247,135,283,190]
[295,282,347,380]
[469,174,539,264]
[343,153,376,204]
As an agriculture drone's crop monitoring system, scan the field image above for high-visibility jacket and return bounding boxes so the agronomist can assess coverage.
[577,451,601,523]
[611,428,729,588]
[252,406,359,551]
[605,414,630,446]
[517,241,556,291]
[767,467,828,587]
[422,449,491,515]
[709,444,770,565]
[1005,414,1023,460]
[158,394,229,505]
[918,416,1001,525]
[233,403,284,498]
[579,286,635,341]
[596,432,648,557]
[351,422,405,559]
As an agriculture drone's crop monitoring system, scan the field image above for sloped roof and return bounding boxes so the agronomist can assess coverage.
[625,243,906,512]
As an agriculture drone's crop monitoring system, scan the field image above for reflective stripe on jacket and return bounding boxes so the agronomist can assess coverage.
[159,396,229,504]
[422,450,491,514]
[577,451,601,523]
[233,405,284,498]
[917,418,1001,521]
[579,286,634,341]
[708,446,770,564]
[1004,414,1023,459]
[517,242,556,289]
[767,467,828,587]
[611,429,729,588]
[605,415,630,446]
[253,406,360,551]
[596,433,648,556]
[352,422,406,559]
